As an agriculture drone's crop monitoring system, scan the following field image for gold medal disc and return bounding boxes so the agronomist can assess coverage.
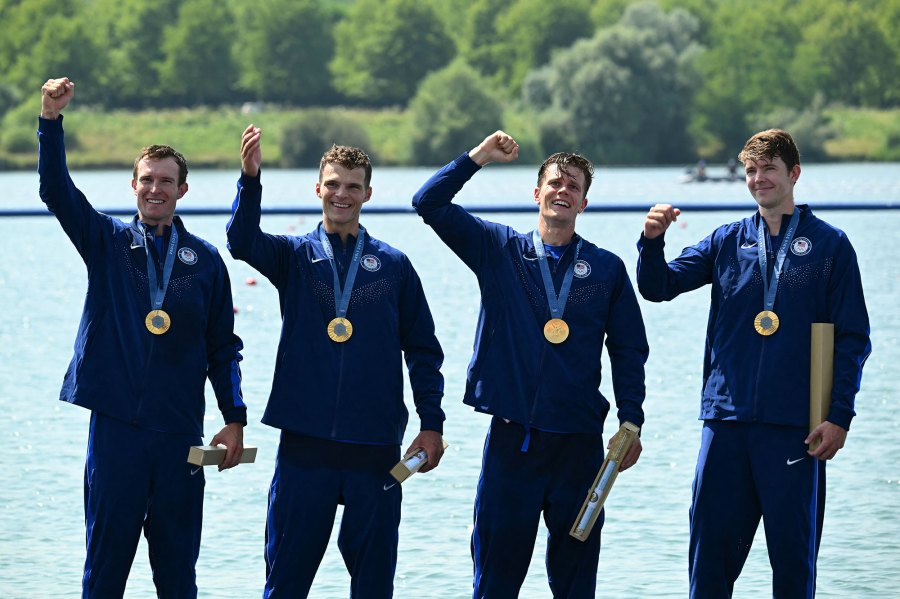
[145,309,171,335]
[327,317,353,343]
[754,310,779,336]
[543,318,570,344]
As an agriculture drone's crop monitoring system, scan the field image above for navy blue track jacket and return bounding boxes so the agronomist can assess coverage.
[38,116,246,435]
[413,154,648,433]
[637,206,871,429]
[226,172,444,444]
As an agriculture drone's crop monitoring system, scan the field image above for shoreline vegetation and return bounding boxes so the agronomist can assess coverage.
[1,104,897,172]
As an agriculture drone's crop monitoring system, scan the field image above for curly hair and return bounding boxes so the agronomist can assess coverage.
[319,145,373,187]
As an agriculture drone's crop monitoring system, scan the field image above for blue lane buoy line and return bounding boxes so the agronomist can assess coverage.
[0,202,897,218]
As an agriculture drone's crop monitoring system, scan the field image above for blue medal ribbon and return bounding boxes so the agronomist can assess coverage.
[757,208,799,313]
[532,230,582,321]
[144,225,179,312]
[318,224,366,319]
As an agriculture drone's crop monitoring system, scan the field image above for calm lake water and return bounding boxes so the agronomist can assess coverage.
[1,164,898,598]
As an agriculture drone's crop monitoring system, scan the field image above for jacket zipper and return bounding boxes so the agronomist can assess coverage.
[330,344,346,437]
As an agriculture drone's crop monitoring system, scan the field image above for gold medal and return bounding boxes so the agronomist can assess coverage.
[327,317,353,343]
[754,310,779,336]
[544,318,569,344]
[145,309,171,335]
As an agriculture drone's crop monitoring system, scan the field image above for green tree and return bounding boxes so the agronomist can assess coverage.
[330,0,454,107]
[493,0,595,95]
[691,0,802,156]
[456,0,509,80]
[524,2,703,164]
[0,0,102,105]
[156,0,237,107]
[751,94,835,162]
[280,110,372,168]
[407,61,504,165]
[590,0,633,28]
[792,1,898,108]
[233,0,337,105]
[85,0,181,108]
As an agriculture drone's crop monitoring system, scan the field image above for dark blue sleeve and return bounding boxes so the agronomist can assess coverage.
[636,232,716,302]
[205,248,247,426]
[398,258,445,433]
[825,234,871,429]
[37,116,109,263]
[225,171,291,285]
[605,258,650,428]
[412,153,495,272]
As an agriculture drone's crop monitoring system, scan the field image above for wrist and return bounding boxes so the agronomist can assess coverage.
[468,146,491,167]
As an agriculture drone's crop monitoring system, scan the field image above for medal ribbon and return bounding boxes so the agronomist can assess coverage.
[757,208,799,313]
[144,225,179,311]
[319,225,366,319]
[532,230,582,320]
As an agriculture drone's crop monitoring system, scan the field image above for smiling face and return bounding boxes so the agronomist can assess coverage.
[316,162,372,236]
[533,163,588,228]
[131,157,188,230]
[743,155,800,213]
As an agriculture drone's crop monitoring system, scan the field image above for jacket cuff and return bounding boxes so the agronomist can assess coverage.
[239,169,262,188]
[419,416,444,435]
[827,403,854,431]
[38,114,64,132]
[222,406,248,427]
[637,233,665,252]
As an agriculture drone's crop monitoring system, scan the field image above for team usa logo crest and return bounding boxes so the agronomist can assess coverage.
[790,237,812,256]
[360,254,381,272]
[573,260,591,278]
[177,247,198,265]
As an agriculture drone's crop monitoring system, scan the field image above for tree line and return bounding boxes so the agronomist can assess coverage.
[1,0,897,165]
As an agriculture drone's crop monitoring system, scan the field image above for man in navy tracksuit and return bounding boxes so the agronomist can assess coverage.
[227,126,445,598]
[38,77,247,598]
[413,131,648,598]
[637,129,871,598]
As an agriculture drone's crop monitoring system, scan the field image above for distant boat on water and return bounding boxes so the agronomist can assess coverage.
[680,159,743,184]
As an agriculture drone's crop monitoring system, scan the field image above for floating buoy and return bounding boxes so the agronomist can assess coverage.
[233,306,239,314]
[245,277,257,286]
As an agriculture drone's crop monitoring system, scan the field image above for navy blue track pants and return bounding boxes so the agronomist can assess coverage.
[264,433,402,598]
[472,418,607,598]
[82,412,204,598]
[689,421,826,599]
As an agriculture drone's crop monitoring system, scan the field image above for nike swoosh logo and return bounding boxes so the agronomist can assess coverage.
[786,457,806,466]
[190,466,203,476]
[311,257,329,263]
[741,242,758,249]
[383,483,397,491]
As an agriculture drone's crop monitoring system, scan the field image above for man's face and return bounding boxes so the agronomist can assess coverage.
[743,156,800,212]
[533,164,588,226]
[132,157,187,228]
[316,163,372,230]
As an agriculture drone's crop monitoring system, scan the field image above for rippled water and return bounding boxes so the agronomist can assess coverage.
[1,166,898,597]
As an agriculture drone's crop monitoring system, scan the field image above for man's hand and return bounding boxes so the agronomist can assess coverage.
[643,204,681,240]
[610,435,642,472]
[41,77,74,120]
[468,130,519,167]
[403,430,444,474]
[806,421,847,461]
[210,422,245,471]
[241,124,262,177]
